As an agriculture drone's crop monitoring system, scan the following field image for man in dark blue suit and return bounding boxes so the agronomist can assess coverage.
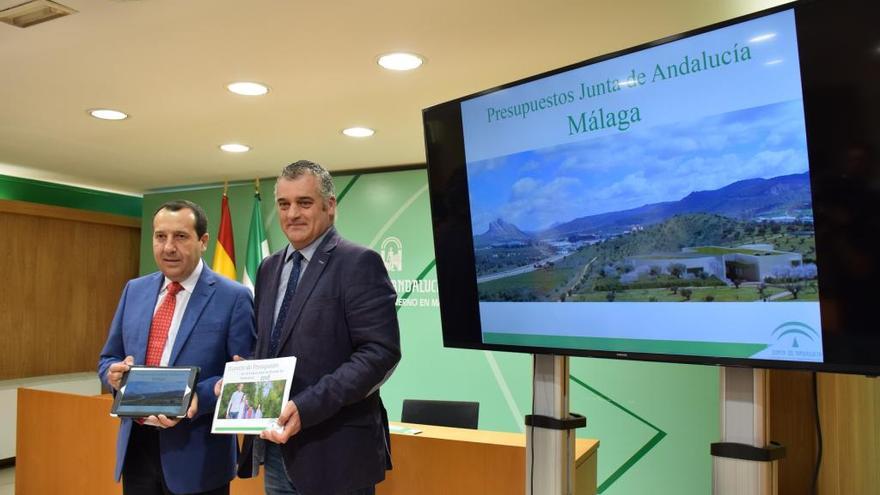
[98,200,255,495]
[239,161,401,495]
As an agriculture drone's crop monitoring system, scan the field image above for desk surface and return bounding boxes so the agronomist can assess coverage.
[391,421,599,463]
[380,421,599,495]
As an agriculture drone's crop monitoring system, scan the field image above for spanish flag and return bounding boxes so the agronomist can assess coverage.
[212,185,237,280]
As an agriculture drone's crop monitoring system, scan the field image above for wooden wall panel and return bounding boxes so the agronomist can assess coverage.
[816,373,880,495]
[0,202,139,380]
[769,369,816,495]
[770,370,880,495]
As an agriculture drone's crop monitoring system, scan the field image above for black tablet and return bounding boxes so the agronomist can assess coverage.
[111,366,200,418]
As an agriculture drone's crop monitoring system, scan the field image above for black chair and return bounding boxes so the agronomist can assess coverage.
[401,399,479,429]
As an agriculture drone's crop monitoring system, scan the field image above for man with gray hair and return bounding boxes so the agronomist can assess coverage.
[239,160,401,495]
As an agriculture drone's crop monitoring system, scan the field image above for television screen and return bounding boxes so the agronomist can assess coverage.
[423,0,880,374]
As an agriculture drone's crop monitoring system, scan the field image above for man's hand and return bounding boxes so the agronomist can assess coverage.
[213,355,247,396]
[106,356,134,391]
[143,392,198,429]
[260,400,301,444]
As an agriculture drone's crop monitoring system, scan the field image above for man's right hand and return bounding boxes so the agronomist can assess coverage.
[106,356,134,391]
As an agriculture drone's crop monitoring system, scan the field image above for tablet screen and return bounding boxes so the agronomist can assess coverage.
[112,366,198,417]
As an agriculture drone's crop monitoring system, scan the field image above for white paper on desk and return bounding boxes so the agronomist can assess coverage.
[389,424,422,435]
[211,356,296,434]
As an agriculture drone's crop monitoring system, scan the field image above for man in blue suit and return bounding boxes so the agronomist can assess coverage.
[98,200,255,495]
[238,161,401,495]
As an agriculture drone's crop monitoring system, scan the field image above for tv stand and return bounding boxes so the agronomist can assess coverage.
[526,354,587,495]
[712,367,785,495]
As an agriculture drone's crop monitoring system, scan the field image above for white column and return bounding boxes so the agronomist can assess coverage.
[712,367,778,495]
[526,354,578,495]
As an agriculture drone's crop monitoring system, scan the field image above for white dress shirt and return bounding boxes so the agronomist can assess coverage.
[153,259,203,366]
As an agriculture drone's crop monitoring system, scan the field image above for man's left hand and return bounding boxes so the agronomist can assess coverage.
[260,400,301,444]
[143,391,198,429]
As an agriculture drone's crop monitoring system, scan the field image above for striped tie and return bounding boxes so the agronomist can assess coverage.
[270,252,303,356]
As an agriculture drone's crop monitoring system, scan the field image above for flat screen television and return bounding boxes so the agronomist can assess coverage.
[422,0,880,374]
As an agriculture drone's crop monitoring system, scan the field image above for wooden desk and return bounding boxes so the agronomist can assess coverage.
[15,389,264,494]
[16,389,597,494]
[378,423,598,495]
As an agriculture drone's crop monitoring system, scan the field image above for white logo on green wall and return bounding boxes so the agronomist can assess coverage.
[382,237,403,272]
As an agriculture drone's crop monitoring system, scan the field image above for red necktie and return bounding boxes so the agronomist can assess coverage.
[145,282,183,366]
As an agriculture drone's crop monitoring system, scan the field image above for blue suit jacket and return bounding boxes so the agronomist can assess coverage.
[240,228,401,495]
[97,265,255,494]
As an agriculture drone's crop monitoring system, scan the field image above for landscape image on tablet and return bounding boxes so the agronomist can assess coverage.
[115,368,194,416]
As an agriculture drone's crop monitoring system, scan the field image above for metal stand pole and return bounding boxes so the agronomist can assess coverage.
[712,367,784,495]
[526,354,586,495]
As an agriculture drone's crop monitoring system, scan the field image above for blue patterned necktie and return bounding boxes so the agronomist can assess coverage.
[270,251,303,356]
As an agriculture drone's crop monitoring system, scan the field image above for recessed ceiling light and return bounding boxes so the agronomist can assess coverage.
[342,127,375,138]
[220,143,251,153]
[227,82,269,96]
[89,109,128,120]
[377,52,424,71]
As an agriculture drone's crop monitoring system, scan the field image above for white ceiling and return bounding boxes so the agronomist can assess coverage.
[0,0,785,195]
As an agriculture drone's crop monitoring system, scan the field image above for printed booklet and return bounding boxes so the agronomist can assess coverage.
[212,356,296,434]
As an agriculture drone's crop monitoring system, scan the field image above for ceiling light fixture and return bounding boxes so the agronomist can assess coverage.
[342,127,375,138]
[227,82,270,96]
[377,52,424,71]
[219,143,251,153]
[89,109,128,121]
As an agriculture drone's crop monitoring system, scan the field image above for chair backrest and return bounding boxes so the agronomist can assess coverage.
[401,399,479,429]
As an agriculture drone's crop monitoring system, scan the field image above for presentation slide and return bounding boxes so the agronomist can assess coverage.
[460,10,823,362]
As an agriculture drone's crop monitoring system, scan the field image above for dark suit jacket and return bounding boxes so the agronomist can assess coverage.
[240,227,401,495]
[97,265,255,494]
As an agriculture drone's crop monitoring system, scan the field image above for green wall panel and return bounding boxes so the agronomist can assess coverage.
[141,182,272,276]
[0,174,141,217]
[142,168,719,494]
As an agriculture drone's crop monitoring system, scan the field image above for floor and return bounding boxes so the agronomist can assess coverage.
[0,466,13,495]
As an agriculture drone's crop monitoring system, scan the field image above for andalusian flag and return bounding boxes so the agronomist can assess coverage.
[242,181,270,294]
[211,186,237,280]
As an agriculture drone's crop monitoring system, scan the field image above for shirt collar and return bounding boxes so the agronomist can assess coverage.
[162,258,203,294]
[285,227,332,264]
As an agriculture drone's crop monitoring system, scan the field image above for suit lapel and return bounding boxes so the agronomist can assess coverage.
[275,229,339,355]
[133,273,165,365]
[168,266,216,365]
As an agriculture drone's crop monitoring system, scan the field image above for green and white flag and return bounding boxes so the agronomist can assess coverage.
[242,187,270,294]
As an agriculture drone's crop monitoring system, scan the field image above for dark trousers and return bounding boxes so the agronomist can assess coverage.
[122,423,230,495]
[263,443,375,495]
